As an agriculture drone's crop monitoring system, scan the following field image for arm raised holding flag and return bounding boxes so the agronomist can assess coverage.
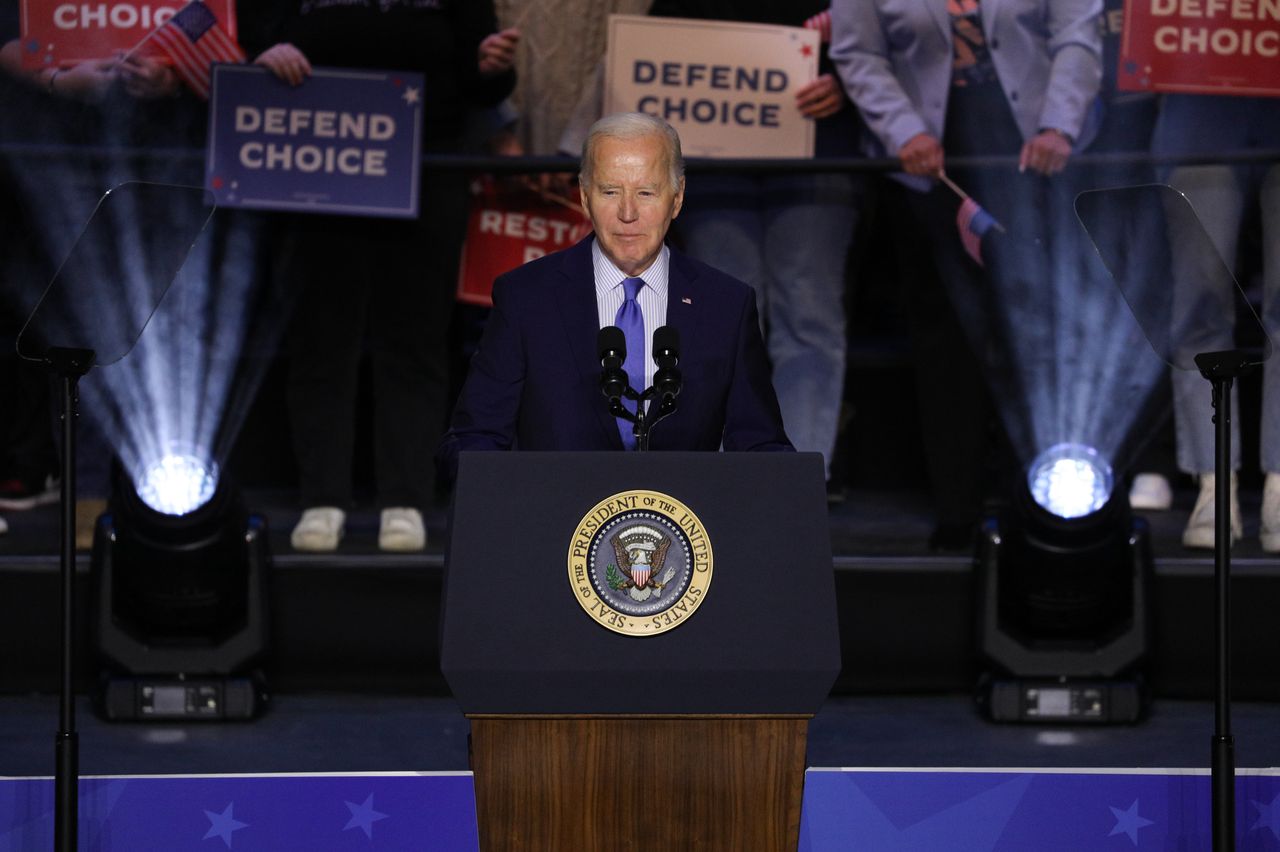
[134,0,245,100]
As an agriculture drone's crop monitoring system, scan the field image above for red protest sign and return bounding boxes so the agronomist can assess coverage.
[457,178,593,308]
[18,0,238,70]
[1118,0,1280,96]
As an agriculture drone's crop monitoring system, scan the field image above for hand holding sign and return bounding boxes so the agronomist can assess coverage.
[255,42,312,86]
[794,73,845,120]
[478,27,520,77]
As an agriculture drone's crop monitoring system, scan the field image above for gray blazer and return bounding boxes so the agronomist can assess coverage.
[829,0,1102,160]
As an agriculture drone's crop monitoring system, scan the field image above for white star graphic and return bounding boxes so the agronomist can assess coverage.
[1251,792,1280,840]
[402,86,420,106]
[1108,799,1155,846]
[344,793,389,839]
[202,802,249,849]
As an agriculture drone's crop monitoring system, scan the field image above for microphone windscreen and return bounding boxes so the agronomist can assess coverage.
[653,325,679,356]
[598,325,626,358]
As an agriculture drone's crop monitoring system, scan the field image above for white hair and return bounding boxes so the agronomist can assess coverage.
[579,112,685,191]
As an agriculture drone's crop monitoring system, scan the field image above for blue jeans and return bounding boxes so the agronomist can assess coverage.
[1154,97,1280,473]
[676,173,860,476]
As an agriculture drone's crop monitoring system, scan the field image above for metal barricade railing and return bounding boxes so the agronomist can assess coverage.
[2,143,1278,173]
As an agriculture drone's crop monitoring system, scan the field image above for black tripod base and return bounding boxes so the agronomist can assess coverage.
[1212,734,1235,851]
[55,730,78,851]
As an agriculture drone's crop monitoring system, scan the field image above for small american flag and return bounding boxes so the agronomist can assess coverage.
[149,1,244,100]
[803,9,833,43]
[956,196,998,267]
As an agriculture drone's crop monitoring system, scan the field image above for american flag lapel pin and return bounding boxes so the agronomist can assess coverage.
[682,296,692,305]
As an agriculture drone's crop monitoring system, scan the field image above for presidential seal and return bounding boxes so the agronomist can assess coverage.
[567,490,713,637]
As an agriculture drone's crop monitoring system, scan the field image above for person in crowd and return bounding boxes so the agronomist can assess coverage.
[647,1,864,498]
[1,44,115,100]
[256,1,517,553]
[1,9,192,545]
[1080,0,1171,515]
[1151,95,1280,550]
[0,139,55,536]
[437,112,792,478]
[492,0,650,156]
[830,0,1102,548]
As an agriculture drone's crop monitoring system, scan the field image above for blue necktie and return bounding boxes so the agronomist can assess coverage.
[615,277,645,450]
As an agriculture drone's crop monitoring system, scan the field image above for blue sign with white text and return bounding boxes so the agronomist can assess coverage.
[206,64,423,218]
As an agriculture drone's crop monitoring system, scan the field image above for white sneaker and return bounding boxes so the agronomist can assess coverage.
[379,507,426,552]
[291,506,345,552]
[1182,473,1241,549]
[1261,473,1280,553]
[1128,473,1173,511]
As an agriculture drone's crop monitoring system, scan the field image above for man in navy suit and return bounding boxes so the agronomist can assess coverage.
[438,112,791,478]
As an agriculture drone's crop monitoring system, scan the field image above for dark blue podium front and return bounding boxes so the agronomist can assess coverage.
[440,451,840,715]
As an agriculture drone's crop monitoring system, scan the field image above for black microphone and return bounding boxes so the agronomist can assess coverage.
[598,326,629,402]
[652,325,682,404]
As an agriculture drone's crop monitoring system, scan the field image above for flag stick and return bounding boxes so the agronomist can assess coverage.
[937,171,969,201]
[112,29,157,68]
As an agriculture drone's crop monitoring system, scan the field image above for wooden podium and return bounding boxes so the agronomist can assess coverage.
[441,453,840,852]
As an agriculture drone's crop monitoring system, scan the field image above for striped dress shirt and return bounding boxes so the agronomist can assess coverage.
[592,240,670,394]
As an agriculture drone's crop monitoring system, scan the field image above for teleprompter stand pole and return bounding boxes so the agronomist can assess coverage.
[45,346,96,852]
[1195,349,1257,852]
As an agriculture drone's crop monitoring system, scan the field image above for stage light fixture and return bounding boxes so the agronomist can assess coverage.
[1027,442,1113,520]
[977,448,1151,724]
[91,460,269,721]
[135,443,220,516]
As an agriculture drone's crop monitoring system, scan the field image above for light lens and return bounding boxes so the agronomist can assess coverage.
[1027,443,1113,519]
[136,451,218,516]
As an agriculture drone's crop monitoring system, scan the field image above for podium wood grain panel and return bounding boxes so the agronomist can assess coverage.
[468,715,809,852]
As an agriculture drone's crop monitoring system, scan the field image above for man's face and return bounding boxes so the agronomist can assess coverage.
[580,133,685,277]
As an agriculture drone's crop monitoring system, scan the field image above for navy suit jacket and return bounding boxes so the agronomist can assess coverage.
[438,237,791,477]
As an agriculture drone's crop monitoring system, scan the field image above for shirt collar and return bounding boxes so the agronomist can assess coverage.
[592,239,669,298]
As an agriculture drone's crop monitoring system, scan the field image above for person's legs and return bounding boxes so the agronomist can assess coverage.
[369,185,463,513]
[1167,165,1245,477]
[1256,165,1280,474]
[0,344,58,507]
[759,172,858,477]
[675,174,768,318]
[1164,165,1247,545]
[285,216,370,510]
[1256,165,1280,549]
[895,180,995,545]
[369,172,468,550]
